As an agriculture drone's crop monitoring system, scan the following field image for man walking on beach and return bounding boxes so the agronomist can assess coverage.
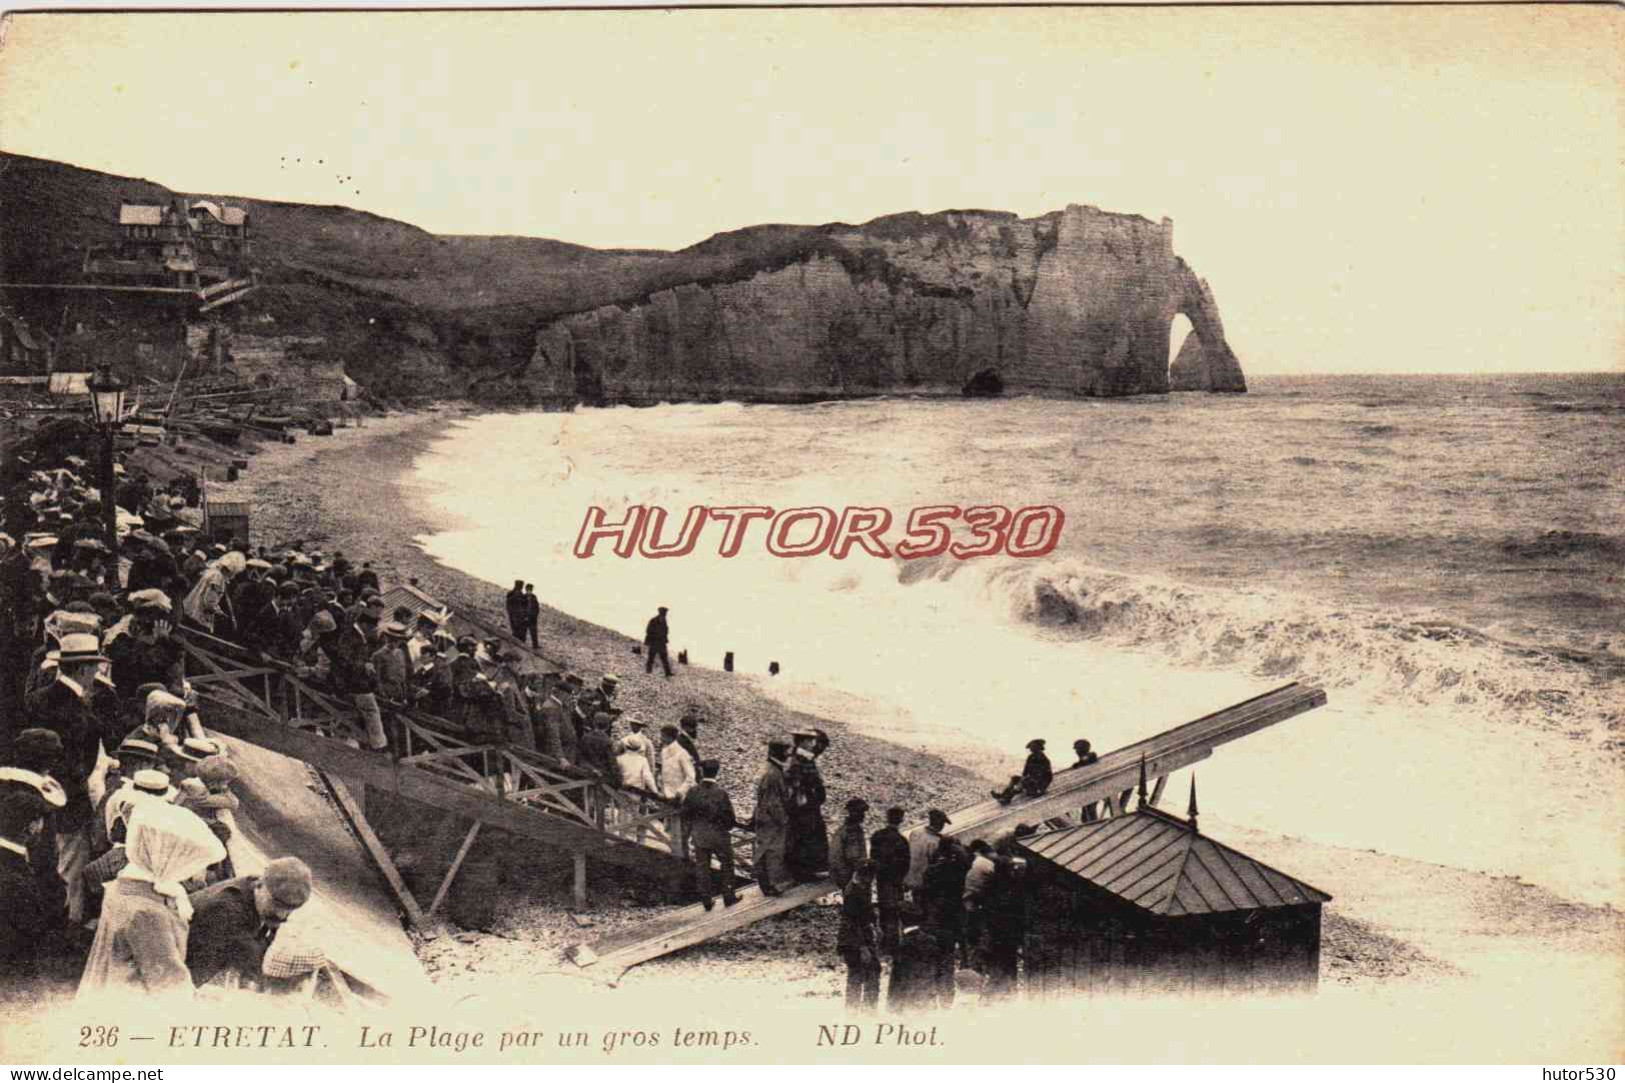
[644,606,673,678]
[681,759,739,911]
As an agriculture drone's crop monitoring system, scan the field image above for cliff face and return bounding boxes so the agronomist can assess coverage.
[3,153,1246,404]
[530,205,1245,402]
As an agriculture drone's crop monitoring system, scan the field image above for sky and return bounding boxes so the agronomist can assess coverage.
[1,7,1620,375]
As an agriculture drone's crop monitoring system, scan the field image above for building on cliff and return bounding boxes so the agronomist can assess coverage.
[528,204,1248,404]
[83,197,253,290]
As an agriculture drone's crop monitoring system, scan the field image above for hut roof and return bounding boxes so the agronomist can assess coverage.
[1018,808,1331,917]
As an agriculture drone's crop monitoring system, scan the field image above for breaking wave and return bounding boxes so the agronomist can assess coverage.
[924,558,1623,746]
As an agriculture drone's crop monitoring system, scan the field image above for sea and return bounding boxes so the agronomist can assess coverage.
[406,373,1625,908]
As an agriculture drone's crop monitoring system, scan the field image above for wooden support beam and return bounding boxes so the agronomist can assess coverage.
[573,852,588,910]
[428,823,482,918]
[1149,773,1168,807]
[318,771,428,930]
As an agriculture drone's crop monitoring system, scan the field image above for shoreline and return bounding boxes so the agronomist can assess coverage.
[222,408,1623,1027]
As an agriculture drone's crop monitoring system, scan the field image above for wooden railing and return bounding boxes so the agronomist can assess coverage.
[175,627,753,872]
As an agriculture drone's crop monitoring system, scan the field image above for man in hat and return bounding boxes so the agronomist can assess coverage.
[0,767,69,975]
[522,583,541,649]
[643,606,673,678]
[12,727,65,776]
[676,710,703,773]
[332,605,388,752]
[836,859,881,1011]
[371,621,414,704]
[992,739,1054,805]
[535,673,577,767]
[905,809,951,897]
[920,831,972,1005]
[785,729,829,883]
[680,759,739,910]
[620,714,655,772]
[869,806,911,952]
[578,709,616,783]
[749,739,792,896]
[505,580,528,638]
[829,797,871,892]
[185,855,314,987]
[124,533,179,597]
[1072,738,1101,821]
[26,630,107,926]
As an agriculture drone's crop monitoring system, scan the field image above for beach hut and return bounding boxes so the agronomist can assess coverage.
[203,497,250,546]
[1017,787,1330,998]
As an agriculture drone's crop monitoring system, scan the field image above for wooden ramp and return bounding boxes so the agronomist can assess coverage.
[176,629,705,921]
[566,681,1327,983]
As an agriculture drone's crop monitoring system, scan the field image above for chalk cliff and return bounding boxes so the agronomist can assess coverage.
[529,205,1246,402]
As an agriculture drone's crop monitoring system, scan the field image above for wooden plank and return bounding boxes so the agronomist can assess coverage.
[318,770,428,930]
[428,823,482,918]
[573,852,588,910]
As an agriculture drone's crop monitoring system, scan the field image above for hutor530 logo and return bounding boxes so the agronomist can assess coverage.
[574,505,1064,560]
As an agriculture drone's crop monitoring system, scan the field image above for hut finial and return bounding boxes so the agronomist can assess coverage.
[1136,753,1149,810]
[1187,774,1199,833]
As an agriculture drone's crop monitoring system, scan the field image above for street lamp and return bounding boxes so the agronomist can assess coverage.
[87,364,126,550]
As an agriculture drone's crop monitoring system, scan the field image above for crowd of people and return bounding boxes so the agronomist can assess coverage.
[0,436,336,1002]
[0,424,1103,1012]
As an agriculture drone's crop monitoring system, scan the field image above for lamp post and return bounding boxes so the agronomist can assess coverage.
[87,364,126,550]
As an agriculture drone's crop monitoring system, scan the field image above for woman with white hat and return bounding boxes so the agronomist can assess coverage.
[78,801,224,1003]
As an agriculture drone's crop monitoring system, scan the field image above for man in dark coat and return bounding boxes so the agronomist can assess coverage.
[836,859,881,1011]
[784,730,829,883]
[869,806,911,953]
[677,712,702,772]
[679,759,738,910]
[0,767,68,978]
[749,740,792,896]
[1072,738,1101,821]
[185,857,312,986]
[504,580,527,638]
[643,606,673,678]
[981,852,1028,1000]
[578,715,616,782]
[26,632,106,928]
[993,738,1054,804]
[522,584,540,649]
[920,835,971,1007]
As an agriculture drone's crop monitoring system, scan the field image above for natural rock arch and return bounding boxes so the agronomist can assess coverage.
[1166,260,1246,392]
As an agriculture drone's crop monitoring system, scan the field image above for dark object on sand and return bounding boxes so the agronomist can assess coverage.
[769,661,780,676]
[962,368,1004,398]
[724,651,734,673]
[678,650,688,665]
